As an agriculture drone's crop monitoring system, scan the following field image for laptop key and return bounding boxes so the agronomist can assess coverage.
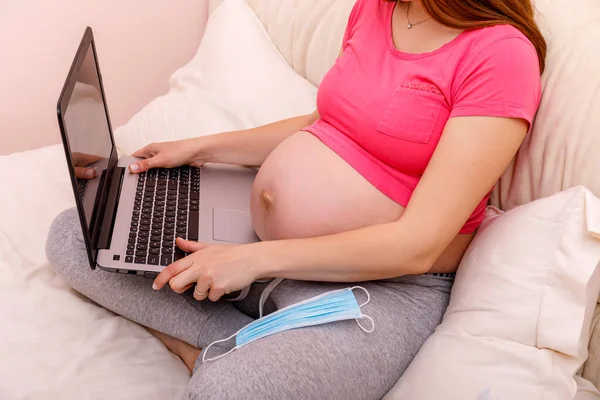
[150,235,161,242]
[134,256,146,264]
[125,256,134,263]
[148,255,159,265]
[129,232,137,239]
[139,231,149,238]
[149,248,160,255]
[127,244,135,250]
[137,244,148,251]
[149,241,161,248]
[174,251,185,261]
[137,237,149,244]
[129,237,136,244]
[188,211,199,241]
[190,192,200,200]
[161,254,173,266]
[136,250,147,257]
[190,204,199,211]
[126,249,134,256]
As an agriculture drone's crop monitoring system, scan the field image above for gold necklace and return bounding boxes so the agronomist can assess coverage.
[406,2,432,29]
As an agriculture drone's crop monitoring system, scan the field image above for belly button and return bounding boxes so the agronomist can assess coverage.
[260,189,275,212]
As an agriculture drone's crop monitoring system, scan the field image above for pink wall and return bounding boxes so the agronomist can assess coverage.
[0,0,209,155]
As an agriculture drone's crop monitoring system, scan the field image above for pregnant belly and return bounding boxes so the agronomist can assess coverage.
[251,131,404,241]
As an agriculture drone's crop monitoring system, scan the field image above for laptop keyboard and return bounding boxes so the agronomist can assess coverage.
[77,179,88,198]
[125,166,200,266]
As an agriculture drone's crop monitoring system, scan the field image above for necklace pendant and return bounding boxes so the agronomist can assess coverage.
[407,23,412,29]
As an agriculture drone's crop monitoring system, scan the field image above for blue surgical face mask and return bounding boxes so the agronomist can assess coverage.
[202,286,374,362]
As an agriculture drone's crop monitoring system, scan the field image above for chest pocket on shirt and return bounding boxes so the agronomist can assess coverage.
[377,83,444,144]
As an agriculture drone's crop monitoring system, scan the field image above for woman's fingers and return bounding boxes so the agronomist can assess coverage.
[130,144,161,173]
[74,166,96,179]
[168,265,203,294]
[176,238,207,253]
[207,286,226,302]
[131,144,155,158]
[129,156,161,174]
[193,282,211,301]
[153,258,193,290]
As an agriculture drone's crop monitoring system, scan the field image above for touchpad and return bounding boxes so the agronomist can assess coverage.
[212,208,258,243]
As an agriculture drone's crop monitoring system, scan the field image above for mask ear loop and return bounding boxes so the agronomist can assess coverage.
[202,332,238,363]
[350,286,371,308]
[356,315,375,333]
[350,286,374,333]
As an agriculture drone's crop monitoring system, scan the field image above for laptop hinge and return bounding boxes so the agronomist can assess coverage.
[97,166,124,250]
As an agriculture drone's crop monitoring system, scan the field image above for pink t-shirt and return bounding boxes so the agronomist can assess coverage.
[305,0,541,233]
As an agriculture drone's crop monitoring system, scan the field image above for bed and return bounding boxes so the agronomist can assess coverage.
[1,0,600,398]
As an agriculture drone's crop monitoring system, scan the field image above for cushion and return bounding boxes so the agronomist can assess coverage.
[576,376,600,400]
[115,0,317,155]
[209,0,355,87]
[490,0,600,209]
[581,306,600,386]
[0,145,190,399]
[383,186,600,400]
[0,1,319,398]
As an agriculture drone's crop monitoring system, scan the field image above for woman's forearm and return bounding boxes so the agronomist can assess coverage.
[202,111,319,167]
[257,221,437,283]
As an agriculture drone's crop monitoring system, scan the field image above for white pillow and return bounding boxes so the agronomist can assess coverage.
[576,376,600,400]
[0,145,190,400]
[384,186,600,400]
[114,0,317,155]
[491,0,600,209]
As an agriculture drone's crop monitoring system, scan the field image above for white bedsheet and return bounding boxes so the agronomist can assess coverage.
[0,145,189,399]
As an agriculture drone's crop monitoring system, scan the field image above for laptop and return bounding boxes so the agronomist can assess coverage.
[57,27,259,278]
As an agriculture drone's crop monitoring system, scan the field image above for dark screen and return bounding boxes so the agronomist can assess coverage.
[64,44,112,234]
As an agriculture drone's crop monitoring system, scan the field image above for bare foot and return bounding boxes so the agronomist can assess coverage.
[147,328,201,372]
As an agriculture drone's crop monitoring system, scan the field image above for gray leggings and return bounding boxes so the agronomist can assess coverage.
[46,208,453,400]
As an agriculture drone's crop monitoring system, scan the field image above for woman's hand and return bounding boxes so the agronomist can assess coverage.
[72,152,103,179]
[129,137,213,174]
[152,238,265,302]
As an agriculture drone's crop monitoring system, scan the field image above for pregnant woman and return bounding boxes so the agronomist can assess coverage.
[47,0,545,398]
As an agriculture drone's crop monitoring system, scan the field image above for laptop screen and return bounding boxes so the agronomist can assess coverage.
[58,30,117,263]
